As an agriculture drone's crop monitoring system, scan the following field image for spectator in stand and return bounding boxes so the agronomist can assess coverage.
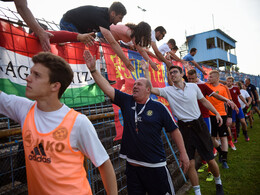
[158,39,187,65]
[84,50,190,195]
[144,26,167,64]
[183,48,207,75]
[166,45,179,60]
[1,0,53,51]
[60,2,134,71]
[39,30,95,46]
[16,20,96,47]
[144,26,186,69]
[159,39,176,56]
[108,22,158,70]
[226,76,250,142]
[172,45,179,54]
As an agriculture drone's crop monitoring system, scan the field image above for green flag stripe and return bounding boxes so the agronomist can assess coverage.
[0,78,104,107]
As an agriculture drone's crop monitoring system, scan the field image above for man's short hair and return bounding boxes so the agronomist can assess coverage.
[167,39,176,47]
[237,81,243,89]
[187,69,197,75]
[190,48,197,53]
[154,26,166,34]
[172,45,178,51]
[169,65,183,74]
[109,2,127,16]
[145,79,152,92]
[209,70,219,77]
[32,52,73,99]
[245,78,251,82]
[226,76,234,81]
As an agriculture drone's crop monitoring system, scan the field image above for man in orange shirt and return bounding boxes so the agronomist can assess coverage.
[206,70,233,169]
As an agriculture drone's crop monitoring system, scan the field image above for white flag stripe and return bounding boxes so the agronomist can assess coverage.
[0,47,99,88]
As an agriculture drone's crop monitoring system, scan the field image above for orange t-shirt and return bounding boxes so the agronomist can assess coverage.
[205,83,232,116]
[22,104,92,195]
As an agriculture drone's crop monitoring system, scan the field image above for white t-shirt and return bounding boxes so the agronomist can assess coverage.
[158,43,171,56]
[158,83,204,122]
[151,30,156,42]
[0,92,109,167]
[197,79,205,84]
[239,89,250,109]
[120,40,134,47]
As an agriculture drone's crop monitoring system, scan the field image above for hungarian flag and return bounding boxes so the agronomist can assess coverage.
[0,19,104,107]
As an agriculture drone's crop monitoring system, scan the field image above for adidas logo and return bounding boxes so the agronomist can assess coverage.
[28,143,51,163]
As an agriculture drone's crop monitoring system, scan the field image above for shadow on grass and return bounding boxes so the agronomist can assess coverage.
[185,114,260,195]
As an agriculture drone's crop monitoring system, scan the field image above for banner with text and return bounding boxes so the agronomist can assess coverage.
[0,19,104,107]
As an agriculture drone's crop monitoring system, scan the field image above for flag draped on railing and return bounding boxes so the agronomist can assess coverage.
[1,18,259,140]
[0,19,104,107]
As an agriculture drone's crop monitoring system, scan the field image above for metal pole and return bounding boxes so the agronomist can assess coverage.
[212,14,215,29]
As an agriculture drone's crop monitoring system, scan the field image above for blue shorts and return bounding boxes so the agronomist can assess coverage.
[232,107,245,122]
[125,162,175,195]
[203,117,211,134]
[59,18,78,32]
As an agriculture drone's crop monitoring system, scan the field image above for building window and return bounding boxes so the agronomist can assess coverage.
[206,38,215,49]
[216,37,236,54]
[217,37,225,49]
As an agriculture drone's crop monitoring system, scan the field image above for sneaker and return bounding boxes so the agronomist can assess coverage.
[213,148,218,157]
[222,161,229,169]
[198,163,208,173]
[233,139,238,143]
[245,137,250,142]
[216,184,224,195]
[206,172,214,182]
[228,141,236,151]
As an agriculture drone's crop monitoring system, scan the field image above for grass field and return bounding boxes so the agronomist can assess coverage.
[186,114,260,195]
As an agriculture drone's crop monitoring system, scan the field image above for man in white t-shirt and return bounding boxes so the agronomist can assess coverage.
[146,28,188,70]
[236,81,252,135]
[159,39,187,66]
[239,89,251,109]
[0,52,117,195]
[143,63,225,195]
[145,26,173,69]
[159,39,176,56]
